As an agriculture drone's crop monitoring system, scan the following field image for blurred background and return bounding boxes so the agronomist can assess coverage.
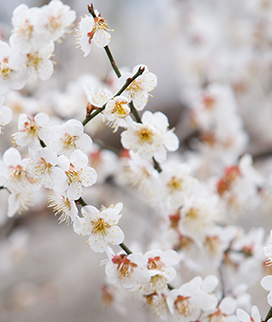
[1,0,272,321]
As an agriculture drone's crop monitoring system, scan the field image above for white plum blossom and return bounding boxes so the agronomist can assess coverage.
[48,191,80,226]
[167,276,218,322]
[9,4,42,54]
[84,85,112,108]
[261,275,272,306]
[0,41,27,95]
[159,163,196,210]
[236,306,264,322]
[27,147,67,190]
[0,147,34,193]
[76,12,111,57]
[203,297,238,322]
[7,188,34,218]
[263,230,272,267]
[103,96,130,132]
[121,111,179,163]
[74,203,124,252]
[118,65,157,111]
[34,0,76,42]
[50,119,93,157]
[0,96,12,134]
[140,249,180,295]
[105,248,150,289]
[58,150,97,200]
[12,112,53,149]
[9,41,55,81]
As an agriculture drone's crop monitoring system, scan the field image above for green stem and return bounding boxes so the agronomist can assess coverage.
[152,157,162,173]
[129,102,142,123]
[104,46,121,78]
[119,242,132,255]
[40,139,46,148]
[77,197,88,207]
[167,284,174,290]
[82,66,145,126]
[0,186,5,190]
[265,307,272,322]
[93,138,119,155]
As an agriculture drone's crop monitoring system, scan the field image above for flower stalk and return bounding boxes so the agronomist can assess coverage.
[87,4,121,78]
[82,66,145,126]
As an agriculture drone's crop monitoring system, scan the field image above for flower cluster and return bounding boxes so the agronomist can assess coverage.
[1,1,272,322]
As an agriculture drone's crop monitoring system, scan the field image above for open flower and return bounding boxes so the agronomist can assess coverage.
[27,147,67,190]
[58,149,97,200]
[76,12,111,57]
[105,248,150,289]
[74,203,124,252]
[50,119,93,157]
[118,65,157,111]
[121,111,179,163]
[104,96,130,132]
[12,112,53,150]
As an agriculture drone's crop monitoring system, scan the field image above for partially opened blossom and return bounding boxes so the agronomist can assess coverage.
[236,306,262,322]
[0,100,12,134]
[48,191,80,226]
[8,188,33,218]
[261,275,272,306]
[263,230,272,267]
[74,203,124,252]
[84,85,112,108]
[58,149,97,200]
[118,65,157,111]
[105,248,150,289]
[12,112,53,149]
[103,96,130,132]
[76,12,111,57]
[50,119,93,157]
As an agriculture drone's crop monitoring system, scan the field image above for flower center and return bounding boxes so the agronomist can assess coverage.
[26,52,42,71]
[37,158,52,176]
[9,165,27,182]
[113,101,129,118]
[17,20,33,39]
[127,79,143,92]
[186,208,199,221]
[0,59,12,79]
[87,16,108,44]
[167,176,182,193]
[112,254,137,279]
[92,217,111,236]
[49,16,62,32]
[66,164,81,184]
[136,126,154,144]
[205,236,220,255]
[148,256,165,271]
[62,134,78,149]
[174,296,192,317]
